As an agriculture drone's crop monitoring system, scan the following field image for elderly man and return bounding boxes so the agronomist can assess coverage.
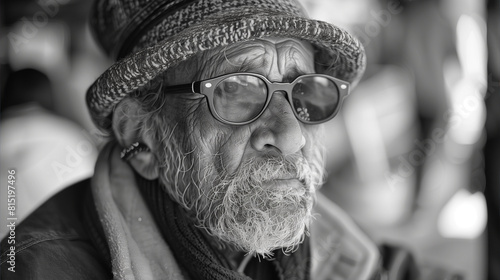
[0,0,385,279]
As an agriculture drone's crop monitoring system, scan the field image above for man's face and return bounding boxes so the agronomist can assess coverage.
[157,37,325,256]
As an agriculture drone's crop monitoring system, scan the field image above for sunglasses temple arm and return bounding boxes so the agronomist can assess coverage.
[163,83,197,95]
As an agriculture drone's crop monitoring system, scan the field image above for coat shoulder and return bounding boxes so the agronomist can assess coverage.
[0,180,112,279]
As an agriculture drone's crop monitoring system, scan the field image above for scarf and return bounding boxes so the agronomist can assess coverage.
[90,142,184,279]
[90,142,311,280]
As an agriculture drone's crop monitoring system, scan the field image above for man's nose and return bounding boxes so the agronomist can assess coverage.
[250,91,305,155]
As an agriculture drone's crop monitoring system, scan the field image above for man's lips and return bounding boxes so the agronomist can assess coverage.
[266,176,307,184]
[262,178,307,193]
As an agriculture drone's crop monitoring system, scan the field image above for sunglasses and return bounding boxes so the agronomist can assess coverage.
[163,72,350,125]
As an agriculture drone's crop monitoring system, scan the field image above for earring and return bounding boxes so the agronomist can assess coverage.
[120,142,150,161]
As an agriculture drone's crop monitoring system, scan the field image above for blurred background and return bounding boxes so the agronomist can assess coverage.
[0,0,498,279]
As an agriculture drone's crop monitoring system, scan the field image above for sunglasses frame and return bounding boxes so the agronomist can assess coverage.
[162,72,350,125]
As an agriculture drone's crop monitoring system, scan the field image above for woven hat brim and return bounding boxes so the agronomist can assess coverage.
[86,10,365,131]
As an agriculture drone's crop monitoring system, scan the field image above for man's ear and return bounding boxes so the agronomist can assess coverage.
[112,99,159,180]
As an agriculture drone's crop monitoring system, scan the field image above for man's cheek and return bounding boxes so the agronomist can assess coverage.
[214,130,250,175]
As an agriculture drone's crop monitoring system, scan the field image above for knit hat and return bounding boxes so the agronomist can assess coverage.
[86,0,366,132]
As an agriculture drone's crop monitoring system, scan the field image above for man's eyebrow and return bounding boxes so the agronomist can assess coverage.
[282,67,305,82]
[219,59,307,82]
[235,58,267,73]
[213,59,256,76]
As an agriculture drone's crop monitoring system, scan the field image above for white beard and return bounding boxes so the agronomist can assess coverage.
[195,154,320,257]
[157,138,325,257]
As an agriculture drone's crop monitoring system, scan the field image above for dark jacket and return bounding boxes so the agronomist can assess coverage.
[0,179,112,279]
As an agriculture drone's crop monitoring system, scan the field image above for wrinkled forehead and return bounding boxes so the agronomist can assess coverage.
[195,37,316,81]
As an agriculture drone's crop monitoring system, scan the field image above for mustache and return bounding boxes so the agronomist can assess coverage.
[199,153,318,216]
[220,154,313,185]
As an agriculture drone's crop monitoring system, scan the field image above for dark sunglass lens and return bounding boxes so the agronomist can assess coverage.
[213,75,267,123]
[292,76,339,122]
